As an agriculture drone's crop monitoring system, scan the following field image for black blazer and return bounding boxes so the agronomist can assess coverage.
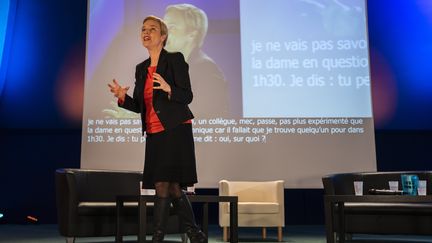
[119,49,194,133]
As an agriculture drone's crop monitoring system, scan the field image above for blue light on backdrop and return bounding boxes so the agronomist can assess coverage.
[0,0,17,98]
[0,0,12,97]
[369,0,432,129]
[0,0,86,129]
[387,1,432,94]
[0,0,9,62]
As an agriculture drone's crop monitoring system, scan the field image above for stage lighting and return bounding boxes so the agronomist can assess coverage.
[0,213,3,219]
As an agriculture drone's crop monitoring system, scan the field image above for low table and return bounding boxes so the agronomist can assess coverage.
[324,195,432,243]
[116,194,238,243]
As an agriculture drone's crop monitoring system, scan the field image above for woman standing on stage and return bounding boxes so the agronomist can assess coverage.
[108,15,205,243]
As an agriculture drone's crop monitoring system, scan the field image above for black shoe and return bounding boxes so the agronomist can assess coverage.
[186,229,206,243]
[172,193,207,243]
[152,196,171,243]
[152,230,165,243]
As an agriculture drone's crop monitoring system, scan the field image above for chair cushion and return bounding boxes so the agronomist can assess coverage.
[223,202,280,214]
[343,202,432,214]
[78,202,162,216]
[78,202,139,216]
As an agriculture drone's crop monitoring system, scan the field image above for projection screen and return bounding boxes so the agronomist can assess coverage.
[81,0,376,188]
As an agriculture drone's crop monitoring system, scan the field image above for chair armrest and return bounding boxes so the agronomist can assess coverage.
[219,180,230,196]
[55,168,79,236]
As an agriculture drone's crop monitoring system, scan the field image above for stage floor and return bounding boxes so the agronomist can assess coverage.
[1,224,432,243]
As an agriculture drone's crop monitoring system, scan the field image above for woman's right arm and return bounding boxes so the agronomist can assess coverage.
[108,68,141,113]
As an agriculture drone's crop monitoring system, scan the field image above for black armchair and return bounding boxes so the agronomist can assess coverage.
[322,171,432,237]
[55,168,182,243]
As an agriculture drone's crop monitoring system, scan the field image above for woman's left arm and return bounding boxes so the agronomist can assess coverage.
[167,52,193,104]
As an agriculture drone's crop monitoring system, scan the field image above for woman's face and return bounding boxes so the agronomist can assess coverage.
[141,19,166,50]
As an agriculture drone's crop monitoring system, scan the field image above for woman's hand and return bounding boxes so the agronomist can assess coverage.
[152,73,171,95]
[108,79,129,100]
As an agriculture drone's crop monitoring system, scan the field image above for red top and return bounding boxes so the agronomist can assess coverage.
[118,66,192,134]
[144,66,164,134]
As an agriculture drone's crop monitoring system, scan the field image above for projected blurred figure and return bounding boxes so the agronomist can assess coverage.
[164,4,229,117]
[108,16,205,243]
[299,0,364,37]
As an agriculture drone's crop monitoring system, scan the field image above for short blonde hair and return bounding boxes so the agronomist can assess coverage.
[143,15,168,47]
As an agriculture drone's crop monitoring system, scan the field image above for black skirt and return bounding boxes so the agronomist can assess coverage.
[142,123,197,188]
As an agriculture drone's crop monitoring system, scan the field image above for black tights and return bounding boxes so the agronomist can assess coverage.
[154,182,183,198]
